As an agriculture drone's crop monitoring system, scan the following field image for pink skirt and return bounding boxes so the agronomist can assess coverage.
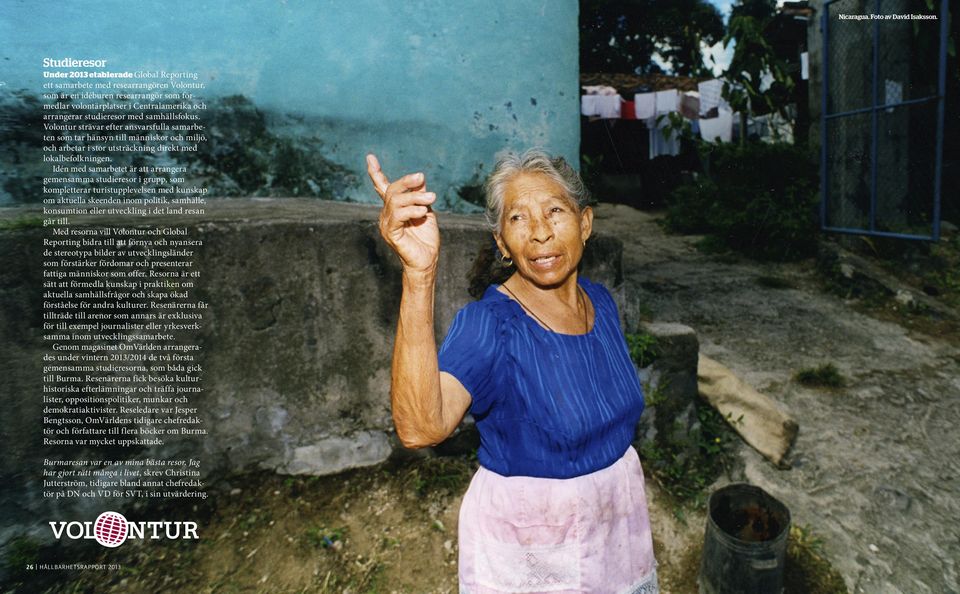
[458,446,659,594]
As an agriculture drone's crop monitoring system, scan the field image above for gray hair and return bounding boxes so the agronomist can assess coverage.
[483,148,591,232]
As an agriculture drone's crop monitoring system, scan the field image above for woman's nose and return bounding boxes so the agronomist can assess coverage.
[530,215,553,242]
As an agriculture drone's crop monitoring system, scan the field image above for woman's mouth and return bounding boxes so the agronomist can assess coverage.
[530,254,561,269]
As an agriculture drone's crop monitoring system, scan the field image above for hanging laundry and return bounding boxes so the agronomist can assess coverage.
[581,94,623,119]
[621,100,636,120]
[699,107,734,143]
[698,79,724,114]
[581,85,619,96]
[647,116,681,159]
[655,89,679,114]
[633,92,656,119]
[680,92,700,120]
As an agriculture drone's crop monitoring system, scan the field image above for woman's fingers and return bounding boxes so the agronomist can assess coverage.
[366,154,427,202]
[385,190,436,210]
[366,154,390,199]
[380,191,436,231]
[389,204,433,225]
[367,154,439,270]
[384,172,426,201]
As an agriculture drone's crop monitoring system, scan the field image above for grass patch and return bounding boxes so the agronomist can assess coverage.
[402,456,475,497]
[784,524,849,594]
[3,535,41,581]
[794,363,845,389]
[305,526,346,549]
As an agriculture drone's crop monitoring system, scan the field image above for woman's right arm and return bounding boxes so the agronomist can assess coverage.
[366,155,472,449]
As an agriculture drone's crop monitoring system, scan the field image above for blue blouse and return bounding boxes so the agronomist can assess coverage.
[438,277,645,479]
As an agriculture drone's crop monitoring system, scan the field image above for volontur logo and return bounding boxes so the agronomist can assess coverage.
[49,511,199,548]
[93,511,128,547]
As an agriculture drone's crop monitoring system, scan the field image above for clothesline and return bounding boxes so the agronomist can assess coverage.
[581,79,735,157]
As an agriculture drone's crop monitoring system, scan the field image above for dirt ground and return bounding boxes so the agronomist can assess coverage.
[10,203,958,593]
[594,204,960,594]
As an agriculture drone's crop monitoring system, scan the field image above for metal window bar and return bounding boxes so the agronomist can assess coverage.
[820,0,948,241]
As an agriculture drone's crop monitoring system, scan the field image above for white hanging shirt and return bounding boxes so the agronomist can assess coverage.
[581,94,623,119]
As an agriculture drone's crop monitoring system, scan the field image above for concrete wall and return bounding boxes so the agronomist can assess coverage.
[0,0,581,208]
[0,199,629,542]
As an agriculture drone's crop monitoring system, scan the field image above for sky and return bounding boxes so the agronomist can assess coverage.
[711,0,736,18]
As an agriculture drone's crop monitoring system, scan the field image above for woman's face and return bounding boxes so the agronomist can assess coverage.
[494,172,593,290]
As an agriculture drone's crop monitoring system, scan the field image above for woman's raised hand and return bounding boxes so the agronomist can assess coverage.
[366,154,440,275]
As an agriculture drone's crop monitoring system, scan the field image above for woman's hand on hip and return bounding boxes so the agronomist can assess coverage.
[367,154,439,275]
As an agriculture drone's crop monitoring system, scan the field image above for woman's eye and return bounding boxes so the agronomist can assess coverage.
[509,213,522,222]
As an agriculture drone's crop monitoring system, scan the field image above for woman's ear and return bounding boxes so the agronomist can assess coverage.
[493,233,510,260]
[580,206,594,243]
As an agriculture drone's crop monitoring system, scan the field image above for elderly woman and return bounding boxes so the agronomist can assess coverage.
[366,149,658,594]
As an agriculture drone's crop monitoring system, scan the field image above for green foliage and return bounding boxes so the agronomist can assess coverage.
[239,510,271,531]
[628,330,739,505]
[3,535,40,581]
[636,299,654,321]
[643,379,669,407]
[640,404,741,505]
[403,457,474,496]
[0,216,44,230]
[722,0,795,123]
[785,525,850,594]
[580,0,724,75]
[926,266,960,309]
[665,142,820,261]
[794,363,845,389]
[305,526,346,549]
[3,535,45,592]
[657,112,696,144]
[580,153,606,198]
[667,181,717,235]
[625,331,660,368]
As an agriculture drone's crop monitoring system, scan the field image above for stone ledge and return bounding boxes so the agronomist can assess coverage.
[0,198,627,538]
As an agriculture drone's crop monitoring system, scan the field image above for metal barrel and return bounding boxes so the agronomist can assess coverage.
[699,483,791,594]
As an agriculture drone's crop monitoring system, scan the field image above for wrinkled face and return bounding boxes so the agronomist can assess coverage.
[495,172,593,289]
